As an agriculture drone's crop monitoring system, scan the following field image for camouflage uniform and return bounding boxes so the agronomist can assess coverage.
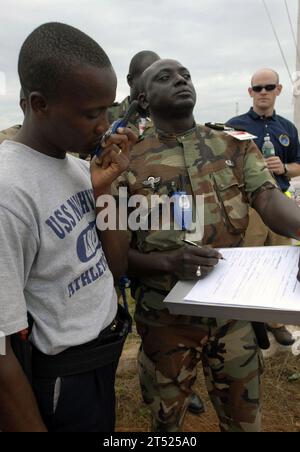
[0,124,21,144]
[107,97,154,138]
[117,125,277,432]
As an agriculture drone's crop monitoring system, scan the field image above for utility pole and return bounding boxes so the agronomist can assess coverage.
[294,0,300,133]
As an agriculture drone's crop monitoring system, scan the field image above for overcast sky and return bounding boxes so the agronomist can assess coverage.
[0,0,299,130]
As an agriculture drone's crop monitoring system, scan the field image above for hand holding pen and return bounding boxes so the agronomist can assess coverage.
[182,239,226,260]
[165,241,222,281]
[180,239,226,279]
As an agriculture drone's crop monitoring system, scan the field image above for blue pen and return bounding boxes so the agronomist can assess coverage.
[94,100,139,157]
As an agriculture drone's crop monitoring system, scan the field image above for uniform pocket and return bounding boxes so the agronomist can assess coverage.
[133,184,184,252]
[211,167,248,234]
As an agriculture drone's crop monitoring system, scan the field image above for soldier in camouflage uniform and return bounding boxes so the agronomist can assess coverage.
[116,59,300,432]
[110,52,206,416]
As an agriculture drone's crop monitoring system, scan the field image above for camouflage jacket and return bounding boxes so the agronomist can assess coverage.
[0,124,21,144]
[116,124,277,308]
[107,96,154,138]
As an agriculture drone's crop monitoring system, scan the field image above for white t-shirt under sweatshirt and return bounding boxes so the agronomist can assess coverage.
[0,140,117,355]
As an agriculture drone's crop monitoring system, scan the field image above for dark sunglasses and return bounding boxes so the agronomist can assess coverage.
[251,84,277,93]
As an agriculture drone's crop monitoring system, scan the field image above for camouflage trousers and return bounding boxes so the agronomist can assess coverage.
[135,304,263,432]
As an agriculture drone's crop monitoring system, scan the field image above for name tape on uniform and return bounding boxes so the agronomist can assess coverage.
[225,130,257,141]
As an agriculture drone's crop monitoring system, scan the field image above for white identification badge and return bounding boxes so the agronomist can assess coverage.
[225,130,257,141]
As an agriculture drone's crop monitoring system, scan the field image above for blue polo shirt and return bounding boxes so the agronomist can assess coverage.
[227,108,300,191]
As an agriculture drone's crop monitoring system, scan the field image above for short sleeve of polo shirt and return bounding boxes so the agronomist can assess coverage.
[242,139,278,204]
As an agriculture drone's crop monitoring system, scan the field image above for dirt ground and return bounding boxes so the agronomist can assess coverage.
[115,323,300,432]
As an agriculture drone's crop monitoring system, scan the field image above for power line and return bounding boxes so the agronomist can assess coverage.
[283,0,300,65]
[262,0,294,84]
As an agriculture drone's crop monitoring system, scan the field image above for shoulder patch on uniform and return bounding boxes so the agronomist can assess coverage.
[279,134,290,147]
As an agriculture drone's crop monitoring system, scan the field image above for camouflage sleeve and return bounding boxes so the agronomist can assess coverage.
[242,140,279,205]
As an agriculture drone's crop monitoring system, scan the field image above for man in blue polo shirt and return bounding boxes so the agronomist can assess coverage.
[227,68,300,346]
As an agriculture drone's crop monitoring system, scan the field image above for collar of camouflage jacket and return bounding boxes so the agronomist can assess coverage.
[155,122,197,142]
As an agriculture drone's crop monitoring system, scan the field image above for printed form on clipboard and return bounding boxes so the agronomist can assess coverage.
[164,246,300,324]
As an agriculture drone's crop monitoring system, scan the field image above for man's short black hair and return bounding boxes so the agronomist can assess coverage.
[18,22,112,100]
[128,51,160,79]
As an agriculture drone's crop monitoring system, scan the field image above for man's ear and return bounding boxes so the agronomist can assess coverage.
[276,84,283,96]
[138,92,149,112]
[248,87,254,98]
[127,74,133,88]
[29,92,48,117]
